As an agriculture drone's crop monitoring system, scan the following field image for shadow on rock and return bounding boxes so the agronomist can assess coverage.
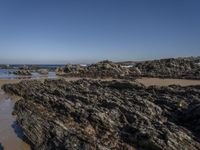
[0,143,4,150]
[11,121,34,149]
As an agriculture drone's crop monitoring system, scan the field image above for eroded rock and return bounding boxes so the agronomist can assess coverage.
[56,60,131,79]
[37,69,49,75]
[13,70,32,76]
[133,57,200,79]
[2,79,200,150]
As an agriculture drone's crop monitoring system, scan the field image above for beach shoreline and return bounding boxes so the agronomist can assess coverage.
[1,77,200,87]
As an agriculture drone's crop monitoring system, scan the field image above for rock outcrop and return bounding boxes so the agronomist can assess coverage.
[13,70,32,76]
[132,57,200,79]
[37,69,49,75]
[56,60,131,79]
[56,57,200,80]
[2,79,200,150]
[56,64,84,76]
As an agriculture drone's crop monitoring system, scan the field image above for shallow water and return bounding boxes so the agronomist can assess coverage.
[0,69,57,79]
[0,90,31,150]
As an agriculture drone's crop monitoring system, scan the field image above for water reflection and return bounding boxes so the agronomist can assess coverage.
[0,69,57,80]
[0,91,31,150]
[11,121,33,149]
[0,143,4,150]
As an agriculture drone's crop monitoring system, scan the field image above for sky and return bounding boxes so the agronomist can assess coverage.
[0,0,200,64]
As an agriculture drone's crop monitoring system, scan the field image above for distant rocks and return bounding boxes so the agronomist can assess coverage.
[13,70,32,76]
[56,57,200,80]
[56,60,131,79]
[2,79,200,150]
[11,68,50,76]
[56,64,84,76]
[133,57,200,79]
[37,69,49,75]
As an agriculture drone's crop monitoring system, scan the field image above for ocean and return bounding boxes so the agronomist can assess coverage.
[0,64,61,79]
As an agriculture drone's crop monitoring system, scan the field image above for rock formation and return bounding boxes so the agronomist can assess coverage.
[56,57,200,80]
[37,69,49,75]
[56,64,84,76]
[132,57,200,79]
[13,70,32,76]
[56,61,131,79]
[2,79,200,150]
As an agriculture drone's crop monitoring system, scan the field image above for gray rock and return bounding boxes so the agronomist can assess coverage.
[133,57,200,79]
[13,70,32,76]
[38,69,49,75]
[2,79,200,150]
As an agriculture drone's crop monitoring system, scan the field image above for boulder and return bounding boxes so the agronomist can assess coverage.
[37,69,49,75]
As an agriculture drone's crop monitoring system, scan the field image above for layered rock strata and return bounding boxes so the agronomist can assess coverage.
[2,79,200,150]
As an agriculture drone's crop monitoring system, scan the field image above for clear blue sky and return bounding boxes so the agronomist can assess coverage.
[0,0,200,64]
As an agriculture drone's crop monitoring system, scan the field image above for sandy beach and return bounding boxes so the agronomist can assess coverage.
[0,82,31,150]
[1,77,200,87]
[136,77,200,87]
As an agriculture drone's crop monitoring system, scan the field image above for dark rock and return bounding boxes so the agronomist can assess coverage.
[13,70,32,76]
[56,57,200,79]
[133,57,200,79]
[56,60,131,79]
[2,79,200,150]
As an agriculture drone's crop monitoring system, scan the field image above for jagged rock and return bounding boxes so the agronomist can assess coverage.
[57,60,131,79]
[37,69,49,75]
[56,64,84,76]
[56,57,200,79]
[2,79,200,150]
[129,67,141,76]
[132,57,200,79]
[13,70,32,76]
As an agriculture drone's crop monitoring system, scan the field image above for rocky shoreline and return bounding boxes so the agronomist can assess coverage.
[56,60,132,79]
[55,57,200,80]
[2,79,200,150]
[134,57,200,79]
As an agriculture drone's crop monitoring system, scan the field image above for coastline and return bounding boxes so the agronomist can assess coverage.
[136,77,200,87]
[1,77,200,149]
[1,77,200,87]
[0,84,30,150]
[3,77,200,149]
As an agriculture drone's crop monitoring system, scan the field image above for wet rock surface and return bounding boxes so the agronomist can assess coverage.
[2,79,200,150]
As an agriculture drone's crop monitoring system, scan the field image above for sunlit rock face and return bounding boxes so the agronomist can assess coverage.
[56,60,131,79]
[55,57,200,80]
[2,79,200,150]
[134,57,200,79]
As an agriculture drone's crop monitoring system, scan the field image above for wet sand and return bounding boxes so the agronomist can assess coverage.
[136,77,200,87]
[0,79,21,87]
[0,89,31,150]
